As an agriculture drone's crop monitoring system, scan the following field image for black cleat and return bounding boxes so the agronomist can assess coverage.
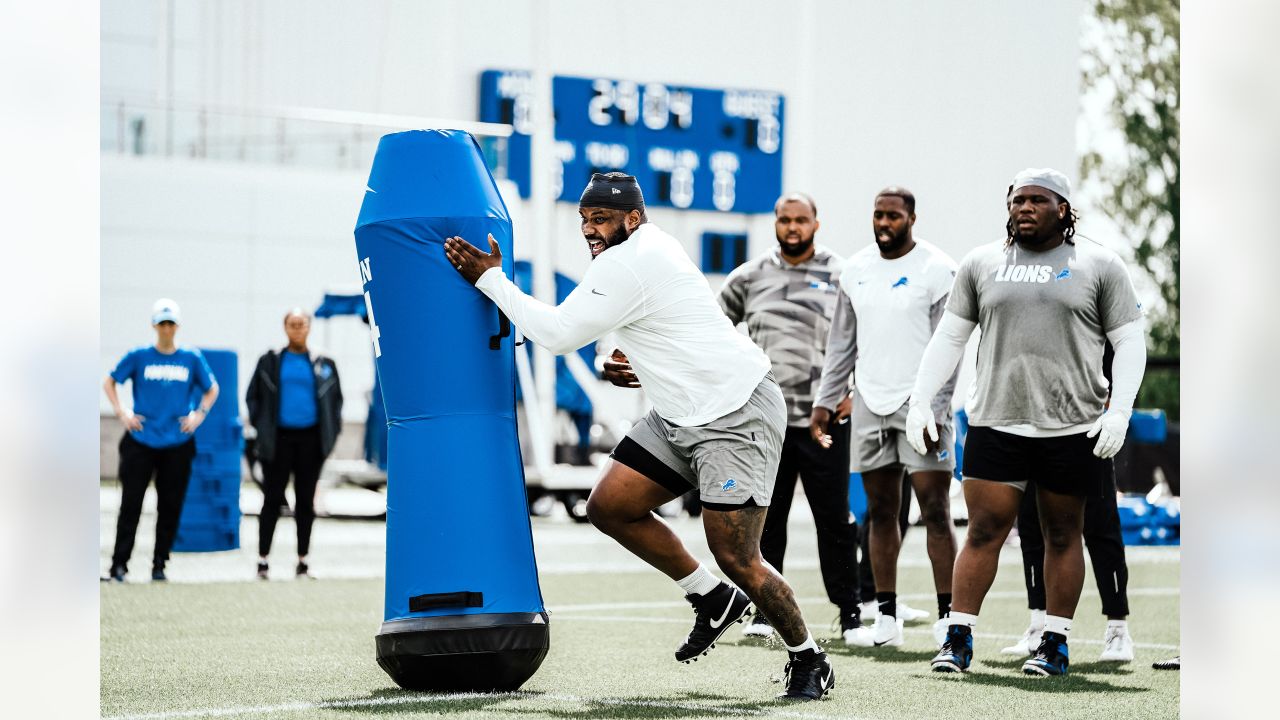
[776,649,835,701]
[674,582,752,663]
[102,564,126,583]
[296,561,312,579]
[151,565,167,582]
[1023,631,1070,676]
[257,561,269,580]
[1152,655,1180,671]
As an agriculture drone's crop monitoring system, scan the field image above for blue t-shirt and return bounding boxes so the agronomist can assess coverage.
[111,345,216,449]
[279,351,318,429]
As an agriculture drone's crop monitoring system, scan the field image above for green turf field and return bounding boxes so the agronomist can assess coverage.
[101,519,1179,720]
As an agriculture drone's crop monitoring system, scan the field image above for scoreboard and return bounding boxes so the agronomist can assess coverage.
[479,70,785,214]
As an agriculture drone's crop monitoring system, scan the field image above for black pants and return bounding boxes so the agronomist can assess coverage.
[761,424,861,610]
[112,433,196,571]
[858,474,912,600]
[1017,468,1130,617]
[258,426,323,557]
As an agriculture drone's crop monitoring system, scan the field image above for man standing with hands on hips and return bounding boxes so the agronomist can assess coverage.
[909,169,1146,677]
[444,172,835,702]
[103,298,219,582]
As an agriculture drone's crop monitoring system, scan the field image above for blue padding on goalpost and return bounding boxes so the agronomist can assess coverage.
[355,130,547,692]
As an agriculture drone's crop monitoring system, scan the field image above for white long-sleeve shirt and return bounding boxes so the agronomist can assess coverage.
[475,222,771,427]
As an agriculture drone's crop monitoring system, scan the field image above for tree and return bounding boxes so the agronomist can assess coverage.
[1081,0,1179,418]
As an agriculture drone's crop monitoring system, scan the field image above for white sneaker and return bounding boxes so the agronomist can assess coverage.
[741,617,774,639]
[1000,623,1044,656]
[844,624,873,647]
[1099,624,1135,662]
[933,617,950,648]
[870,614,905,647]
[896,600,930,623]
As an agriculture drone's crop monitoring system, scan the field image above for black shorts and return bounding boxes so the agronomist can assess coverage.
[961,425,1111,498]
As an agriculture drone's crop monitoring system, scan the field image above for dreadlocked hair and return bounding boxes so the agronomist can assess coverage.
[1004,186,1079,248]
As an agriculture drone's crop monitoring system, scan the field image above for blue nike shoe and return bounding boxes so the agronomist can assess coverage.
[931,624,973,673]
[1023,631,1070,676]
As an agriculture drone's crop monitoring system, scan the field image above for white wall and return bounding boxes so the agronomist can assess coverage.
[101,155,376,419]
[101,0,1083,417]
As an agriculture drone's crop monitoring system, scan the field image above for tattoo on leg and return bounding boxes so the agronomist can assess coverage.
[706,506,809,645]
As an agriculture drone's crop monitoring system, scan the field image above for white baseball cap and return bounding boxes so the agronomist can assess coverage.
[1011,167,1072,204]
[151,298,182,325]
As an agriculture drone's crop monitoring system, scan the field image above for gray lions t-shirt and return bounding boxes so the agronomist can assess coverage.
[947,237,1143,428]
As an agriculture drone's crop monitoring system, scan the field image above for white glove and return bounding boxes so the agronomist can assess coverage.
[1086,409,1130,459]
[905,401,939,455]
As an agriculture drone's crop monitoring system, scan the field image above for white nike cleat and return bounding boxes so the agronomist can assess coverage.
[896,600,930,623]
[1000,623,1044,656]
[1099,624,1135,662]
[870,614,904,647]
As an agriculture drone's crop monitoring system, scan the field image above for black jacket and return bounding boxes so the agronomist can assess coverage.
[246,348,343,464]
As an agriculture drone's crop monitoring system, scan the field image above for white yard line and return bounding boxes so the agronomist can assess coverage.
[105,690,877,720]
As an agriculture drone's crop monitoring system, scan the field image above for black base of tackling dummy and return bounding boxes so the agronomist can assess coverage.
[376,613,550,691]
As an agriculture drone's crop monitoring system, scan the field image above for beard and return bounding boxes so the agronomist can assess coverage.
[1013,222,1054,245]
[875,227,910,255]
[590,223,633,260]
[778,235,814,257]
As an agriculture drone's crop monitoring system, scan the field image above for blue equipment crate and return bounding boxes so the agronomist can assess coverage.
[1116,497,1156,529]
[195,418,244,451]
[173,525,239,553]
[193,448,244,475]
[179,501,240,525]
[848,473,868,526]
[188,472,242,497]
[1128,409,1167,444]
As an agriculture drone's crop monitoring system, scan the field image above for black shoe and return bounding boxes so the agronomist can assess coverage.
[296,561,312,579]
[1023,631,1070,676]
[151,565,167,582]
[1152,655,1180,671]
[674,582,752,663]
[776,649,835,701]
[102,564,126,583]
[257,561,269,580]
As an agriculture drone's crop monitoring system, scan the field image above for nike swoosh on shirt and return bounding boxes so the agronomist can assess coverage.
[708,596,738,629]
[591,289,607,296]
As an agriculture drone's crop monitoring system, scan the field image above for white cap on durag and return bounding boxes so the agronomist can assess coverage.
[1011,167,1072,204]
[151,297,182,324]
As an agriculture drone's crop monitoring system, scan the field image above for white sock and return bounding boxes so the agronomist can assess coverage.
[676,565,722,597]
[1107,619,1128,631]
[1044,614,1072,638]
[784,634,820,654]
[1030,609,1046,628]
[949,611,978,629]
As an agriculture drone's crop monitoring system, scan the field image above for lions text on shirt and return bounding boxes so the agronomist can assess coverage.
[110,345,216,448]
[822,240,958,416]
[717,246,843,427]
[475,222,771,427]
[947,237,1144,429]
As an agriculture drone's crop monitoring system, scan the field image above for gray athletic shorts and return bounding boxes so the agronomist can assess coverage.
[615,374,786,509]
[850,389,955,474]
